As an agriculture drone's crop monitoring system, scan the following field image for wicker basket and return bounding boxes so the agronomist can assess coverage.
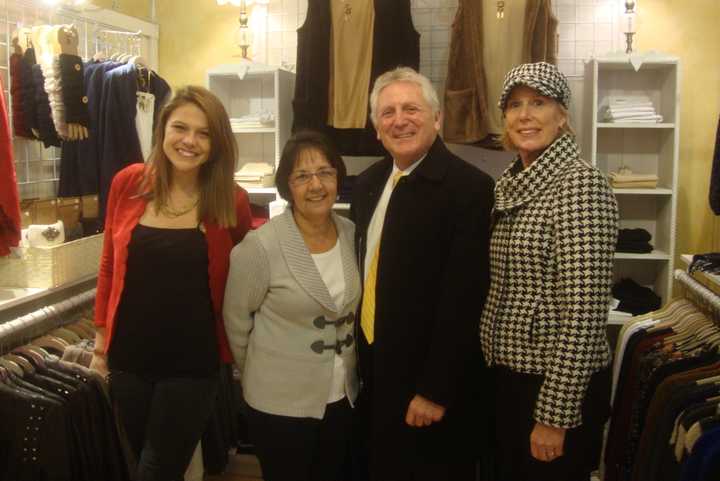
[0,234,104,288]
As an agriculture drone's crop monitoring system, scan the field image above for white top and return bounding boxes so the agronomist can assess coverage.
[311,241,347,403]
[135,91,156,161]
[363,156,424,282]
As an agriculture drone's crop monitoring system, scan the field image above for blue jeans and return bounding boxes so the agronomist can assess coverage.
[109,370,220,481]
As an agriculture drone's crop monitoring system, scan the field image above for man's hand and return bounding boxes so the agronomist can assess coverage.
[405,394,445,427]
[530,422,566,462]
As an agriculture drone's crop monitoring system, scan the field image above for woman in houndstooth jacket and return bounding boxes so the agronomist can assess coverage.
[479,62,619,481]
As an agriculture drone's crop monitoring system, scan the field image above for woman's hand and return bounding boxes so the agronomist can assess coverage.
[530,422,566,462]
[89,353,109,379]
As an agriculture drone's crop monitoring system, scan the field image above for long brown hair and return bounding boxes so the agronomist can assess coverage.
[139,86,238,227]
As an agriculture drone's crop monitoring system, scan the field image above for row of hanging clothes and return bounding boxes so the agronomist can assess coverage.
[0,287,241,481]
[8,25,170,222]
[0,289,132,481]
[604,270,720,481]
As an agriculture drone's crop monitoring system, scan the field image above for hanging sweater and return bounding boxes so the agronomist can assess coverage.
[480,134,618,428]
[9,53,33,138]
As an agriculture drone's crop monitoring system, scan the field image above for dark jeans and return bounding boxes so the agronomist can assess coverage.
[245,397,353,481]
[109,370,220,481]
[492,365,611,481]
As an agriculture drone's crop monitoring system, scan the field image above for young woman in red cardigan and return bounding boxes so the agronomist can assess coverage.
[90,85,251,481]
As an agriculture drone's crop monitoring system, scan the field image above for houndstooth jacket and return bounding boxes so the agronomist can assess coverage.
[479,134,618,428]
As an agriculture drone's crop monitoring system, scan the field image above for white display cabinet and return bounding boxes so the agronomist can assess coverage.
[207,63,295,205]
[583,55,680,324]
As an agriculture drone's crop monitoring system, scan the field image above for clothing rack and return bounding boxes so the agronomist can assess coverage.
[674,268,720,319]
[0,287,95,355]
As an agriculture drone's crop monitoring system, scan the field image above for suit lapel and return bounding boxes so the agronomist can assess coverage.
[275,209,338,313]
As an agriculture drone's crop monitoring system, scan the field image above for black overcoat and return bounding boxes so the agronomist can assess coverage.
[350,137,495,479]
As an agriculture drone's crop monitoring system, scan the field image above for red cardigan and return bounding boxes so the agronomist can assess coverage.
[0,75,21,257]
[94,163,251,363]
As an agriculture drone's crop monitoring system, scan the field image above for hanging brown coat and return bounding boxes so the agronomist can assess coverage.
[443,0,558,145]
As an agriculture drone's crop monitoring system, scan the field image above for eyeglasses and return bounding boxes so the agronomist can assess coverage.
[289,167,338,186]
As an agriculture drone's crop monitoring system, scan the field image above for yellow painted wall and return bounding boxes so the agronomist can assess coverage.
[156,0,242,89]
[93,0,152,20]
[636,0,720,262]
[153,0,720,260]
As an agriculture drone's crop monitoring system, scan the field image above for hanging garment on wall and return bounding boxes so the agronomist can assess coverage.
[293,0,419,156]
[709,115,720,215]
[327,0,374,129]
[59,54,90,130]
[9,53,34,138]
[59,60,122,198]
[98,63,170,219]
[20,48,39,136]
[58,60,169,218]
[0,76,22,257]
[605,300,720,481]
[444,0,557,146]
[32,63,62,148]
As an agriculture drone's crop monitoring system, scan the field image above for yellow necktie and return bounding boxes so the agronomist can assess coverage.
[361,171,404,344]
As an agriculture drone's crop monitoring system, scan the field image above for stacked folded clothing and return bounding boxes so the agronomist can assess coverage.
[616,228,653,253]
[609,166,659,189]
[688,252,720,275]
[234,162,275,188]
[602,95,663,123]
[612,278,661,316]
[230,110,275,130]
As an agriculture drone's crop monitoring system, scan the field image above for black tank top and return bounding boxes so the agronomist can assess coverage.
[108,224,219,378]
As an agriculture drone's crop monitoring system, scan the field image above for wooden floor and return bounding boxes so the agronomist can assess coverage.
[204,454,263,481]
[202,455,604,481]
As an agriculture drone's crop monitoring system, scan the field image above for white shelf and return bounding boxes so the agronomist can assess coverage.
[241,186,278,194]
[232,126,276,134]
[584,56,679,304]
[615,250,671,260]
[210,63,296,206]
[612,187,673,195]
[680,254,720,287]
[598,122,675,129]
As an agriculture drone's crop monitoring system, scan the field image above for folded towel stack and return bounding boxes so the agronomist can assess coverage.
[602,96,663,123]
[609,166,659,189]
[230,110,275,130]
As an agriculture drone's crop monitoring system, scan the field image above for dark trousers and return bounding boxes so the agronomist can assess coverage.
[492,365,611,481]
[245,397,353,481]
[109,370,220,481]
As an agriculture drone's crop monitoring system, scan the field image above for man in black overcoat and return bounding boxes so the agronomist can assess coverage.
[350,67,495,481]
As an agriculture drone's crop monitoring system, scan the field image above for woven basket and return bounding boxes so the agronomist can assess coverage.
[0,234,104,289]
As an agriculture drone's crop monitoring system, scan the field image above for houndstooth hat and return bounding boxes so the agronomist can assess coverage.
[498,62,571,111]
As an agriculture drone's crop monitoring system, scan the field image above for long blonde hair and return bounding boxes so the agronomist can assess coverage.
[139,86,238,227]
